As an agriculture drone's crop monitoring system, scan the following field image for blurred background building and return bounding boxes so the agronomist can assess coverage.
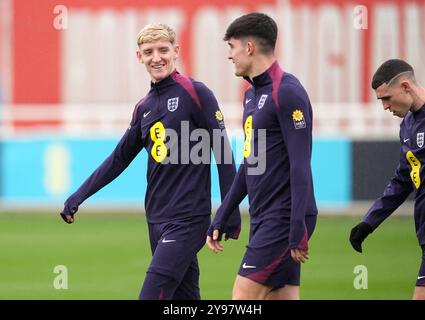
[0,0,423,211]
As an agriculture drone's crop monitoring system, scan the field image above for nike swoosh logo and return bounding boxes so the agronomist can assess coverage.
[404,138,410,143]
[242,263,256,269]
[245,99,252,104]
[417,275,425,280]
[161,238,176,243]
[143,110,151,118]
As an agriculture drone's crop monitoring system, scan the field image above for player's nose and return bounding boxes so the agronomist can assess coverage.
[152,51,161,62]
[382,101,391,111]
[227,52,233,61]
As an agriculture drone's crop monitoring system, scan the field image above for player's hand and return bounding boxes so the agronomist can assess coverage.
[291,248,309,263]
[224,209,241,240]
[206,229,224,254]
[60,205,78,224]
[223,224,241,240]
[349,222,373,253]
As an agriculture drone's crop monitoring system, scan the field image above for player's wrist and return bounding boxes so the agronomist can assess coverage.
[358,221,373,236]
[207,223,222,237]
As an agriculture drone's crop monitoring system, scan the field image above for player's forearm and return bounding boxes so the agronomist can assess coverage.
[213,164,246,224]
[288,163,314,248]
[363,179,412,229]
[213,130,242,207]
[289,196,309,249]
[66,154,128,208]
[289,221,308,250]
[290,158,313,211]
[217,161,237,199]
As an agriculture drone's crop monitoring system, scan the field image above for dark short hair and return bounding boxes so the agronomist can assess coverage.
[224,12,277,54]
[371,59,415,89]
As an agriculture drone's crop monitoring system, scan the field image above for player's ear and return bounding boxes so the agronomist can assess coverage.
[246,40,255,56]
[136,50,144,64]
[400,80,412,93]
[173,44,180,59]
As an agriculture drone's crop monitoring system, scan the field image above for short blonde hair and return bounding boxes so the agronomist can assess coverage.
[137,23,176,46]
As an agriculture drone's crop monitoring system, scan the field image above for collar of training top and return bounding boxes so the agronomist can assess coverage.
[150,69,179,89]
[412,103,425,120]
[244,60,281,88]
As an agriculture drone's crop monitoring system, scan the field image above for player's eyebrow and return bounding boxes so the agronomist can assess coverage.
[377,95,391,100]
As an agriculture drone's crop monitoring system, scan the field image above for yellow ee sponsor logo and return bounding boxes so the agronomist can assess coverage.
[406,150,421,189]
[244,115,253,158]
[150,122,167,163]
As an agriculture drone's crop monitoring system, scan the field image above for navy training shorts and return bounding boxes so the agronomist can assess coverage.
[238,215,317,289]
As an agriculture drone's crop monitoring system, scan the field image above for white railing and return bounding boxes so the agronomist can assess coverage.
[0,103,401,139]
[313,103,401,140]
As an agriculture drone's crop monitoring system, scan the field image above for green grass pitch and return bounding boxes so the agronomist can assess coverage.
[0,212,420,299]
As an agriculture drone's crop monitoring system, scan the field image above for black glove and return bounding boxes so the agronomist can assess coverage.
[349,222,373,253]
[60,198,79,224]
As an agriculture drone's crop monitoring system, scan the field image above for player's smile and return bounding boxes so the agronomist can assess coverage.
[150,63,167,76]
[148,58,171,81]
[152,64,165,69]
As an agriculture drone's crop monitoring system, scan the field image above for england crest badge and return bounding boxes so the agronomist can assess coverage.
[258,94,268,109]
[167,97,179,112]
[417,132,424,148]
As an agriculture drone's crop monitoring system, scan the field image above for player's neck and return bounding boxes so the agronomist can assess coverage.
[411,86,425,111]
[248,56,276,80]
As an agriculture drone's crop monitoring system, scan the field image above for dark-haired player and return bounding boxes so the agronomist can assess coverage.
[60,23,240,300]
[350,59,425,300]
[207,13,318,300]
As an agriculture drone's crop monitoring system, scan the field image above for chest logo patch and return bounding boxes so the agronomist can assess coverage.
[258,94,268,109]
[215,110,225,129]
[167,97,179,112]
[150,122,167,163]
[244,115,253,158]
[417,132,424,148]
[215,110,224,121]
[292,109,306,129]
